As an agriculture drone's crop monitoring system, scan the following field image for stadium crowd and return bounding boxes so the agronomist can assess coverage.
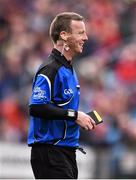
[0,0,136,178]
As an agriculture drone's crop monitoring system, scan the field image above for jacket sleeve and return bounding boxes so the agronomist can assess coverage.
[29,104,77,121]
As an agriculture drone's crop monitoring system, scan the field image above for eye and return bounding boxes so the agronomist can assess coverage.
[78,31,84,35]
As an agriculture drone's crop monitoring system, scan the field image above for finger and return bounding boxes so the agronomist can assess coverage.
[89,118,96,125]
[90,123,94,129]
[88,123,94,130]
[88,120,95,129]
[83,126,88,131]
[90,121,96,129]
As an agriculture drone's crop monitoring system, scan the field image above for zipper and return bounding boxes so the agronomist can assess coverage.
[53,120,67,145]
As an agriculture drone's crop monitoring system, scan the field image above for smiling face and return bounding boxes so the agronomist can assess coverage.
[67,20,88,55]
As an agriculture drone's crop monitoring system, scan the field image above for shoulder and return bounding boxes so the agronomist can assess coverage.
[38,56,62,82]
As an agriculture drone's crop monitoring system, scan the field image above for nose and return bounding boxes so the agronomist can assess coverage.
[83,33,88,41]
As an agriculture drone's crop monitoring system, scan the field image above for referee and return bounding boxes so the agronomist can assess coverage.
[27,12,96,179]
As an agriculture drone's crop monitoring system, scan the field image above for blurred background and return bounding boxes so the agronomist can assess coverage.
[0,0,136,178]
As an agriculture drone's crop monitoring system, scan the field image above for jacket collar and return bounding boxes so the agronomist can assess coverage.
[51,48,72,69]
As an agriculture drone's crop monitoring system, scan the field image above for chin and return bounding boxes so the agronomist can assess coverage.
[78,49,83,53]
[77,48,83,53]
[75,51,82,55]
[74,48,83,56]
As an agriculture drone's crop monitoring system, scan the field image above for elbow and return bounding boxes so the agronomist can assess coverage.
[29,105,36,117]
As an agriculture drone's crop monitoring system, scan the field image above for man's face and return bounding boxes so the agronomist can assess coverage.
[67,20,88,55]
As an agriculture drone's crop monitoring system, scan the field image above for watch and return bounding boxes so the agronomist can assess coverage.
[67,109,77,120]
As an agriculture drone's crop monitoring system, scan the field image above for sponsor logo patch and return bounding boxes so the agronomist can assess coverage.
[33,87,46,100]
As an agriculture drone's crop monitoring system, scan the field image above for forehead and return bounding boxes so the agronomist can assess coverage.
[70,20,86,32]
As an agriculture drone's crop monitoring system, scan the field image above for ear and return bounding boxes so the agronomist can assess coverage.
[60,31,69,41]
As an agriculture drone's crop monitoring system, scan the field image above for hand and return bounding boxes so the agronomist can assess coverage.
[75,111,96,131]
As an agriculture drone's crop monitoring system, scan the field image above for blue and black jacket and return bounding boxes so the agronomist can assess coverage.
[27,48,80,147]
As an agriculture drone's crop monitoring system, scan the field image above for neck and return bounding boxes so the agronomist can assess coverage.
[54,41,73,61]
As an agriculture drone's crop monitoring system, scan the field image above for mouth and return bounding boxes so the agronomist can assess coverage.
[79,43,84,48]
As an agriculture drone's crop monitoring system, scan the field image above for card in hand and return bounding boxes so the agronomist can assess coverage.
[87,110,103,125]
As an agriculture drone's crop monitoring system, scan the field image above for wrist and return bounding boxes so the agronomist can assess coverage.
[67,109,78,120]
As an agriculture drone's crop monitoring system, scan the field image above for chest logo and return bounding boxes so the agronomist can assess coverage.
[64,88,73,95]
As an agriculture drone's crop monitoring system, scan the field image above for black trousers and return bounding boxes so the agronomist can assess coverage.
[30,144,78,179]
